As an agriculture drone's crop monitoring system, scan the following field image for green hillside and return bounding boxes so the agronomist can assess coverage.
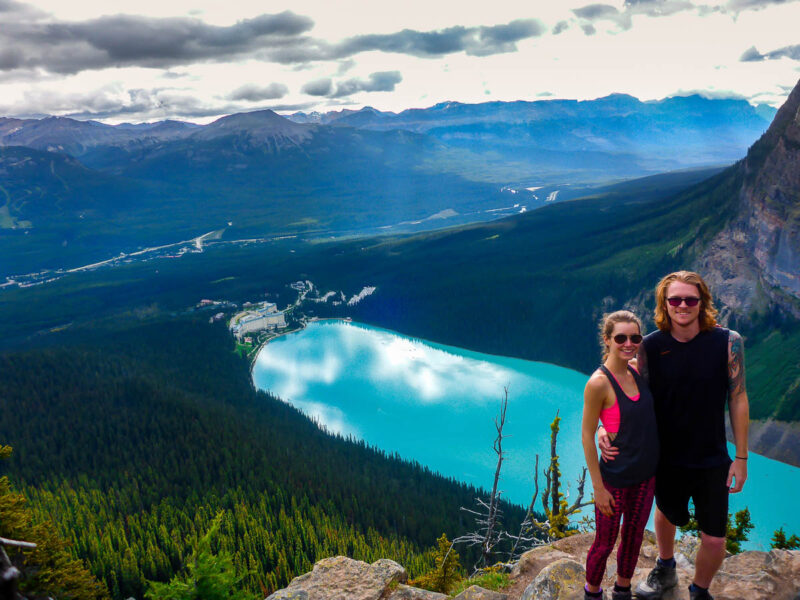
[0,317,528,598]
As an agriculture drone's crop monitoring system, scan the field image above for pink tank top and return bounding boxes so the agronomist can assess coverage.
[599,366,640,434]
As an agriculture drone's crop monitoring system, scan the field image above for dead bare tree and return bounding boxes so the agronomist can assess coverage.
[456,394,594,571]
[506,455,546,560]
[454,387,509,570]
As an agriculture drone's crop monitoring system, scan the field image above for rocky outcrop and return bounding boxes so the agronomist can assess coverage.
[267,532,800,600]
[451,586,508,600]
[506,532,800,600]
[387,585,448,600]
[266,556,407,600]
[520,559,585,600]
[695,78,800,317]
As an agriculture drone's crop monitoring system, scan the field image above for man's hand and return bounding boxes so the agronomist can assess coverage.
[597,428,619,462]
[727,458,748,493]
[594,485,616,517]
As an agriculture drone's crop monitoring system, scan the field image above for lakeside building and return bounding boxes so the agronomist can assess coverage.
[230,301,286,339]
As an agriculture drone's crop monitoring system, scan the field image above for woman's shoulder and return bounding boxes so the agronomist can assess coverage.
[585,369,611,394]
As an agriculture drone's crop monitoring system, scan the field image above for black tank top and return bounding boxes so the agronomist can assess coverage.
[598,365,660,488]
[643,328,731,468]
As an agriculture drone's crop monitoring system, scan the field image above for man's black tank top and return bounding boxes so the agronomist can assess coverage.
[643,327,731,469]
[598,365,659,488]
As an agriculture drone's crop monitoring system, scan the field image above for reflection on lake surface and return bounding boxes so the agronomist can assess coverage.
[252,320,799,549]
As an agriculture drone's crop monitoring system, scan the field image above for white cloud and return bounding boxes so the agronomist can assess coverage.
[0,0,796,121]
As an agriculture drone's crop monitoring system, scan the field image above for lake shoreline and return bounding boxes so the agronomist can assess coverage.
[250,320,800,549]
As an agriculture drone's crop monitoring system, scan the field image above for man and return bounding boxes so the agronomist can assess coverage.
[600,271,749,600]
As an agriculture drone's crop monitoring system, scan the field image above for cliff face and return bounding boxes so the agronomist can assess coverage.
[696,79,800,319]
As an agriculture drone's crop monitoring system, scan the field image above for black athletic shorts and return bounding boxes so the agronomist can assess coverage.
[655,461,731,538]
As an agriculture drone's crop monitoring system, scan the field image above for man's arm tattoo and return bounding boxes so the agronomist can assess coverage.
[728,330,746,397]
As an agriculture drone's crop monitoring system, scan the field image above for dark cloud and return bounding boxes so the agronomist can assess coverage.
[573,0,697,33]
[228,83,289,101]
[301,72,402,98]
[741,44,800,61]
[336,59,356,75]
[0,12,546,75]
[161,71,190,79]
[552,20,570,34]
[330,71,402,98]
[302,78,333,96]
[573,4,620,19]
[740,46,765,61]
[0,11,315,74]
[573,4,632,30]
[726,0,796,12]
[331,19,545,59]
[624,0,696,16]
[0,0,46,19]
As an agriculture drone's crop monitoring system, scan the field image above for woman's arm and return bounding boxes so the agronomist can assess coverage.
[582,374,615,516]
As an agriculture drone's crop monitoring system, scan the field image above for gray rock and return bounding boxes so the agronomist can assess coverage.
[385,584,448,600]
[521,558,585,600]
[451,585,508,600]
[675,534,701,564]
[266,556,407,600]
[268,591,308,600]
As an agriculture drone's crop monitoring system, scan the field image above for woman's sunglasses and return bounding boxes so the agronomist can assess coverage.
[612,334,643,344]
[667,296,701,307]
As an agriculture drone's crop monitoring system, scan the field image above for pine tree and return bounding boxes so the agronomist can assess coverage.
[409,534,462,594]
[146,511,256,600]
[0,445,109,600]
[771,527,800,550]
[726,508,754,554]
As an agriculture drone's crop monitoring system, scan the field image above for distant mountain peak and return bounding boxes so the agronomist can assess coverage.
[194,108,313,144]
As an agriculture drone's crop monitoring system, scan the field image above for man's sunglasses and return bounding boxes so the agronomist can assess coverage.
[612,334,643,344]
[667,296,701,307]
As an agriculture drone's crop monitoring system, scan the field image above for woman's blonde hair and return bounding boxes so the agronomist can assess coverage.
[654,271,717,332]
[599,310,643,361]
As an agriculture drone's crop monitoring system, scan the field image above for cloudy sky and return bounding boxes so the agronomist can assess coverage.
[1,0,798,123]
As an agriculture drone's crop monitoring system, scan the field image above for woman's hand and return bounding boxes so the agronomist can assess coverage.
[594,485,616,518]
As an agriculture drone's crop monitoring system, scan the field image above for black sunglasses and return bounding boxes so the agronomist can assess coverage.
[667,296,701,307]
[612,334,643,344]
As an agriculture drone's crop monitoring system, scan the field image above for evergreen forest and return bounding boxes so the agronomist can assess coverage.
[0,317,529,597]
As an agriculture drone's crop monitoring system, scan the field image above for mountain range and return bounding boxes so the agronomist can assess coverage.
[0,93,776,278]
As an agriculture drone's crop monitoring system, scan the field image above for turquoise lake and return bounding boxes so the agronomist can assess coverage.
[252,320,799,550]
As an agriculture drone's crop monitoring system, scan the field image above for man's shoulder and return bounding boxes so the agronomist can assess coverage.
[643,329,669,348]
[707,325,733,344]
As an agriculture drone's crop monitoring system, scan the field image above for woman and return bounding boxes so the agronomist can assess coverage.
[581,310,659,600]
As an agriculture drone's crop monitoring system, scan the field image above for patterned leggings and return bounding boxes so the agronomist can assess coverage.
[585,476,656,586]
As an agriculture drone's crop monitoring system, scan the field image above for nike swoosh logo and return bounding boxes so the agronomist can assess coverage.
[660,350,671,355]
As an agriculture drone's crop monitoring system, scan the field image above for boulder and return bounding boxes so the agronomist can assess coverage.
[710,549,800,600]
[511,546,574,580]
[386,584,448,600]
[451,585,508,599]
[521,558,585,600]
[266,556,407,600]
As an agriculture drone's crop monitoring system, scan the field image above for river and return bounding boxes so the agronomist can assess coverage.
[252,320,800,550]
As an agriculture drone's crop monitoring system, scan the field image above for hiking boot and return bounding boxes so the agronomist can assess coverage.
[634,562,678,599]
[689,585,714,600]
[611,588,632,600]
[584,590,605,600]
